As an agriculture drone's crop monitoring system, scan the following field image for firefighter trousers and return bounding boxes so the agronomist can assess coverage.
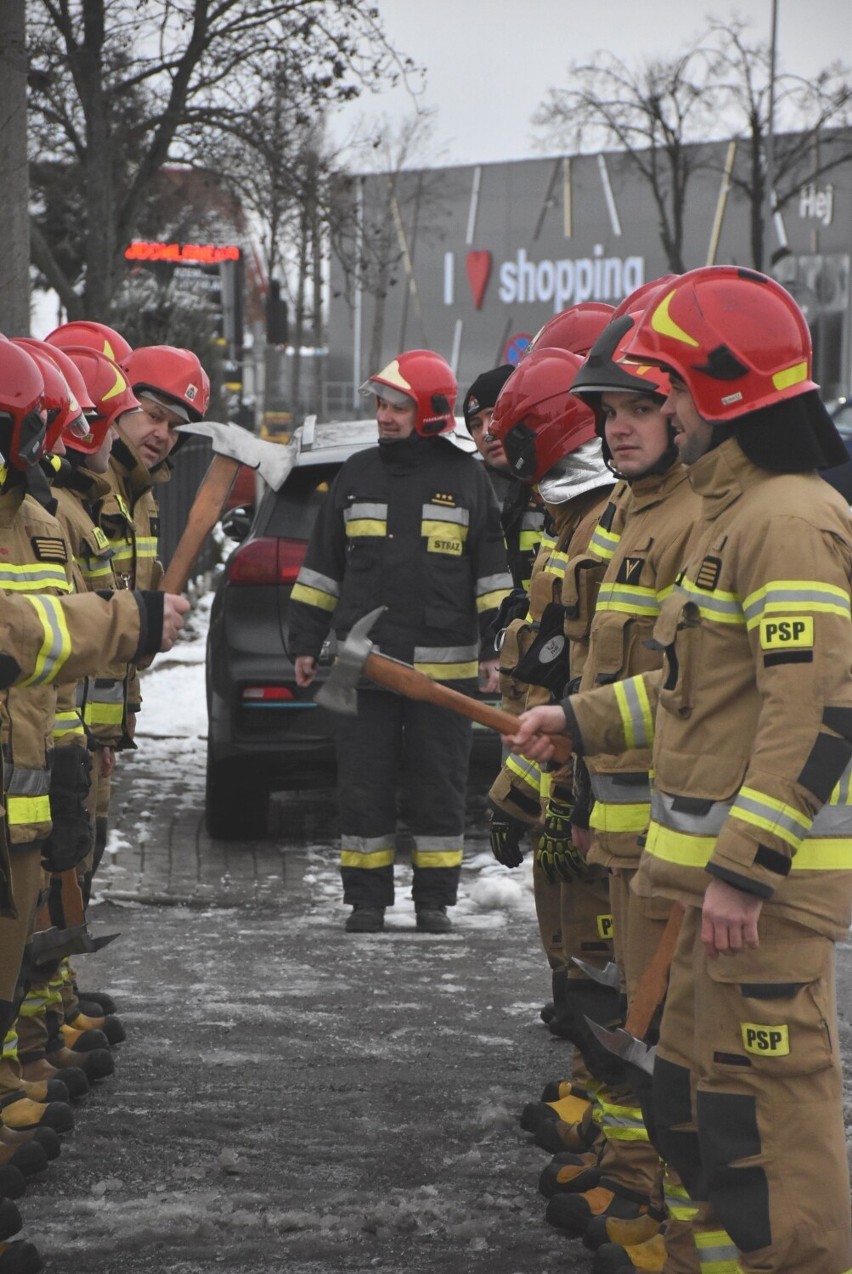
[654,905,852,1274]
[335,687,472,910]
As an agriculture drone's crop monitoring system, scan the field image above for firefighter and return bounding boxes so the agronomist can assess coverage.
[484,344,620,1053]
[289,349,512,933]
[507,266,852,1274]
[462,364,545,598]
[537,311,704,1262]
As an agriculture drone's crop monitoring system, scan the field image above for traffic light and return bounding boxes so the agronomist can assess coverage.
[266,278,289,346]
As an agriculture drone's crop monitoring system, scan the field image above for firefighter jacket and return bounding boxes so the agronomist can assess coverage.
[490,482,618,824]
[563,437,852,940]
[288,434,512,681]
[573,464,700,868]
[487,470,546,592]
[51,463,131,749]
[0,486,75,853]
[99,433,170,712]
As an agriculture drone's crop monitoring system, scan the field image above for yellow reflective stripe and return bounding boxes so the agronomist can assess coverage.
[84,703,124,726]
[7,794,51,825]
[135,536,158,558]
[78,562,115,585]
[290,582,338,612]
[731,785,811,850]
[773,361,808,391]
[506,752,543,794]
[0,563,72,593]
[17,595,73,687]
[340,849,394,870]
[477,588,509,613]
[1,1030,16,1060]
[596,582,660,617]
[743,579,851,628]
[411,849,463,869]
[589,801,650,833]
[676,577,744,624]
[613,676,654,750]
[646,821,852,870]
[421,519,468,542]
[694,1228,742,1274]
[651,288,700,347]
[518,531,540,551]
[345,520,386,537]
[588,525,621,560]
[412,660,478,680]
[544,550,568,579]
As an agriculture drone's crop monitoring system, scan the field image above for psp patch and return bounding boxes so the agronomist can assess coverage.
[741,1022,790,1056]
[760,616,814,666]
[31,536,68,564]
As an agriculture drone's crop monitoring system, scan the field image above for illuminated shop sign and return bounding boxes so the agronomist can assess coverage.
[124,241,241,264]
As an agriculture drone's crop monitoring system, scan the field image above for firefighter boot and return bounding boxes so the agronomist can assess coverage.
[539,1079,591,1103]
[18,1059,88,1102]
[0,1161,25,1202]
[520,1089,593,1133]
[592,1231,668,1273]
[0,1093,72,1137]
[0,1239,42,1274]
[0,1202,21,1243]
[45,1043,113,1082]
[538,1150,601,1198]
[344,907,384,934]
[63,1009,125,1047]
[74,990,117,1016]
[0,1137,49,1180]
[415,905,452,933]
[0,1127,60,1163]
[534,1103,599,1154]
[545,1181,651,1239]
[583,1209,667,1252]
[58,1023,110,1053]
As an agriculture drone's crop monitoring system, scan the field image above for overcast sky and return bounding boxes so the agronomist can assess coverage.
[330,0,852,167]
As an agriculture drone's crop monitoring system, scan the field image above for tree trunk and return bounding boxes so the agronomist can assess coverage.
[0,0,31,334]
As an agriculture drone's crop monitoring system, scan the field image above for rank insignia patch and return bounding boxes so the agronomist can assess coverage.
[694,555,722,592]
[31,536,68,564]
[616,556,645,586]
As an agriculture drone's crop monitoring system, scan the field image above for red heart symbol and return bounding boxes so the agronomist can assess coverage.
[466,250,492,310]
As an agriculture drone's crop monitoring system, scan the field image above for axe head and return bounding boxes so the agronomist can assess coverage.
[571,956,621,989]
[175,421,297,491]
[584,1016,657,1075]
[314,606,387,715]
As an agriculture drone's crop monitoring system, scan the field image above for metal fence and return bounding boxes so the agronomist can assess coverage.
[155,435,218,577]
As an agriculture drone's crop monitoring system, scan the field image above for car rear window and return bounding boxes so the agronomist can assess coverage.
[263,463,340,540]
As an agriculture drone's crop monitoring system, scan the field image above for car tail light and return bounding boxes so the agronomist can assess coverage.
[242,686,295,702]
[227,538,307,585]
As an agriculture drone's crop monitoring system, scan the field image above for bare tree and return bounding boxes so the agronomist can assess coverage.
[534,46,721,272]
[0,0,30,332]
[705,18,852,270]
[26,0,412,320]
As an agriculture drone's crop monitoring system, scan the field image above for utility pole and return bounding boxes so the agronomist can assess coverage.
[0,0,31,333]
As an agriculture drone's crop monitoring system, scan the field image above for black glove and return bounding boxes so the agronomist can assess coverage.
[486,801,527,868]
[536,795,589,883]
[41,743,93,874]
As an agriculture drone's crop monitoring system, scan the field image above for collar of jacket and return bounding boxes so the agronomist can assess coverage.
[49,456,112,503]
[627,461,691,512]
[0,483,27,526]
[536,437,612,505]
[376,431,434,471]
[687,435,755,519]
[111,435,172,497]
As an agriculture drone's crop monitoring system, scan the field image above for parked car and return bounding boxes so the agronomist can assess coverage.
[205,418,502,839]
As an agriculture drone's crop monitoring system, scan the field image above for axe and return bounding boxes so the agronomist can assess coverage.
[160,421,298,595]
[30,870,119,966]
[584,902,686,1075]
[315,606,571,762]
[571,956,621,989]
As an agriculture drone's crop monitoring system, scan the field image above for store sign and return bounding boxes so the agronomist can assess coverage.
[125,240,241,263]
[798,184,834,227]
[446,245,645,313]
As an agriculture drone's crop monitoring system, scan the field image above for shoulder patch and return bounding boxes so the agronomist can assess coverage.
[616,556,645,586]
[694,555,722,592]
[31,536,68,564]
[432,492,457,507]
[92,527,110,552]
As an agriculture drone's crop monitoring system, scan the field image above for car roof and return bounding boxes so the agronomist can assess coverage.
[293,417,477,467]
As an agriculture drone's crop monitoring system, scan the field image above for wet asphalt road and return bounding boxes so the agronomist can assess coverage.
[18,731,852,1274]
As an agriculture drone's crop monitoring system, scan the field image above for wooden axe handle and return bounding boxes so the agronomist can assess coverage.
[160,455,240,595]
[624,901,685,1040]
[59,869,87,930]
[363,650,572,763]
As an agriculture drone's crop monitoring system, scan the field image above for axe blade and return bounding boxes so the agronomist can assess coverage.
[175,421,297,491]
[571,956,621,989]
[584,1016,657,1075]
[313,606,387,716]
[30,926,120,967]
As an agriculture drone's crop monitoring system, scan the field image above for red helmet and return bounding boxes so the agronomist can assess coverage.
[45,320,133,367]
[17,338,96,414]
[624,266,818,422]
[525,302,615,359]
[611,275,678,321]
[124,345,210,422]
[489,348,597,484]
[361,349,457,436]
[61,347,142,453]
[12,340,89,453]
[0,343,47,470]
[571,313,671,424]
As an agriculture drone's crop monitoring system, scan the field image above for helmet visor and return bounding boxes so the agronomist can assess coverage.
[359,378,413,408]
[501,421,538,481]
